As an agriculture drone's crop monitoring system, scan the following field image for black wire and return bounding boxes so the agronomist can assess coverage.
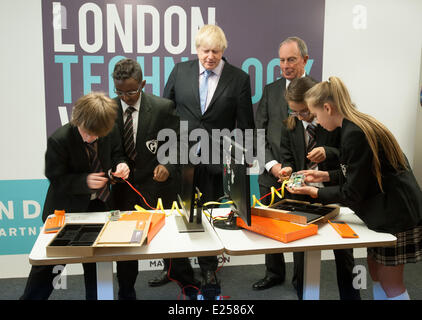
[202,194,231,229]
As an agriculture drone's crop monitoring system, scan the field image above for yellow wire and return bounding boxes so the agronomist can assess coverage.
[133,198,172,216]
[130,179,288,217]
[202,208,230,221]
[203,200,233,207]
[201,201,234,222]
[171,201,183,216]
[129,179,289,220]
[155,198,166,214]
[131,187,292,219]
[251,179,288,208]
[251,194,268,208]
[134,205,148,212]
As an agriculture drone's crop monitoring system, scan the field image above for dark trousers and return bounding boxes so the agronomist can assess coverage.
[114,181,185,291]
[112,182,183,299]
[20,263,97,300]
[20,199,138,300]
[188,165,221,276]
[168,165,223,290]
[259,184,286,281]
[292,249,361,300]
[116,260,138,300]
[260,184,360,299]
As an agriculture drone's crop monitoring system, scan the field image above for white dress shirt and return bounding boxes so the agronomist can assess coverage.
[121,94,142,144]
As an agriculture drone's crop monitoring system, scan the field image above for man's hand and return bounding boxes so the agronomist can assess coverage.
[277,166,292,183]
[153,165,169,182]
[270,163,282,178]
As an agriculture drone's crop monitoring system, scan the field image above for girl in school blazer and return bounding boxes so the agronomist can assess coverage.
[288,76,422,300]
[279,76,341,183]
[278,77,360,300]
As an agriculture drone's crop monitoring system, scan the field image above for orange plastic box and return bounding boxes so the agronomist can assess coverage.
[119,211,165,244]
[237,214,318,243]
[44,210,66,234]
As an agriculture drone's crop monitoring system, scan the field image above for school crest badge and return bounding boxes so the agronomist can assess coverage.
[146,139,158,154]
[340,163,347,177]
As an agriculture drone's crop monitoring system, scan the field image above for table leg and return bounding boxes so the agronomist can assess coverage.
[96,261,114,300]
[302,250,321,300]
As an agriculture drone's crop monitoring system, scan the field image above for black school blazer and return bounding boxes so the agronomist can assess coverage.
[42,124,126,221]
[112,93,180,206]
[279,118,341,203]
[279,118,341,174]
[318,119,422,233]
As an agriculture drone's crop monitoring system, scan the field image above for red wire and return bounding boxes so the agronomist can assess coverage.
[216,252,226,273]
[167,258,201,300]
[259,186,283,201]
[121,178,157,210]
[120,180,202,299]
[122,178,235,299]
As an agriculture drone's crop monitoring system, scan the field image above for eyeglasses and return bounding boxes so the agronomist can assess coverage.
[114,84,142,97]
[289,110,311,118]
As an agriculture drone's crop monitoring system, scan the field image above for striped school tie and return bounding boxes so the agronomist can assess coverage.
[306,123,317,169]
[85,141,110,202]
[124,106,137,161]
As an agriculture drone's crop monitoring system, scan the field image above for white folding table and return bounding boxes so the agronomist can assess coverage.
[28,211,224,300]
[212,207,397,300]
[28,207,396,300]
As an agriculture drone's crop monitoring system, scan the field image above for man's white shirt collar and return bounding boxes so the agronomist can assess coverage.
[121,93,142,113]
[285,72,306,89]
[199,59,225,76]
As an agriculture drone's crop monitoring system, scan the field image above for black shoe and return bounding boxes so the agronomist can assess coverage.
[148,270,170,287]
[118,288,137,300]
[252,276,283,290]
[201,271,221,300]
[184,286,199,300]
[201,271,219,286]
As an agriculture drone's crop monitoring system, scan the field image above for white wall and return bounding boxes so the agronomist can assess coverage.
[1,0,421,279]
[414,48,422,185]
[0,0,46,180]
[323,0,422,172]
[0,0,46,279]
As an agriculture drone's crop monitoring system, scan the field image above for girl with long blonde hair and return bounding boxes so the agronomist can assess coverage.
[288,76,422,300]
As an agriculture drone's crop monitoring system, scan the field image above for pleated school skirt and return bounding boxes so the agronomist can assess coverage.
[367,225,422,266]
